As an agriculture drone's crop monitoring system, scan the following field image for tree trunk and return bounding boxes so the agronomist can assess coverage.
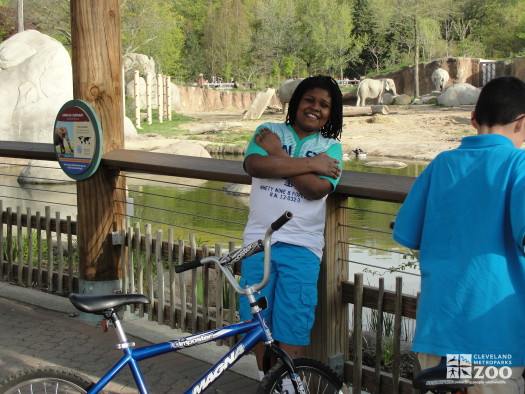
[413,15,420,98]
[17,0,24,32]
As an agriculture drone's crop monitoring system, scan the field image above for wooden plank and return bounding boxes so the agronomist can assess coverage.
[145,224,153,321]
[178,239,187,332]
[56,211,64,293]
[7,207,12,281]
[16,206,23,285]
[0,140,415,204]
[168,229,176,329]
[45,206,53,292]
[392,277,403,394]
[375,278,385,392]
[311,193,349,372]
[342,281,418,319]
[36,211,42,288]
[0,141,55,161]
[135,223,144,318]
[190,234,198,333]
[67,216,73,293]
[103,149,249,185]
[202,244,210,331]
[156,230,164,325]
[215,243,224,346]
[26,208,33,287]
[353,273,364,393]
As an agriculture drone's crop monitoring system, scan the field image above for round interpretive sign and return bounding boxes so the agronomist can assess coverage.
[53,100,103,180]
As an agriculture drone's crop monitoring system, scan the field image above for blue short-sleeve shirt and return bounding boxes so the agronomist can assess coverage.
[393,134,525,366]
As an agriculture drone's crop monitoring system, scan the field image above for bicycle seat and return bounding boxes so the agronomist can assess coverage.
[69,293,150,315]
[413,357,472,392]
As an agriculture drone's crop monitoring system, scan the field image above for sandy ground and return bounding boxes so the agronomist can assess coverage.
[126,104,477,162]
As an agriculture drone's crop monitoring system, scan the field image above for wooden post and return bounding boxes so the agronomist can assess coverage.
[146,72,152,125]
[310,193,349,378]
[70,0,126,289]
[165,75,172,121]
[134,70,141,129]
[157,73,164,123]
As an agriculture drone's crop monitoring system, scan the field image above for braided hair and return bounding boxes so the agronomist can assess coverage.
[285,75,343,140]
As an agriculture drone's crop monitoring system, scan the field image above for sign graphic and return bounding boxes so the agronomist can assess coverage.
[54,100,102,180]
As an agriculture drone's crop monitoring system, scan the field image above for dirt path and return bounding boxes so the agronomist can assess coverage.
[127,105,477,162]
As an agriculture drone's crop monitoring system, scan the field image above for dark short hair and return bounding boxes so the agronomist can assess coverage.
[474,76,525,127]
[286,75,343,140]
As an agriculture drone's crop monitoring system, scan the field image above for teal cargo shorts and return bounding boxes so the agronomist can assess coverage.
[238,242,320,346]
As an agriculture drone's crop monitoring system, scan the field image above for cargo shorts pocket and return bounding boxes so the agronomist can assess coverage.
[300,283,318,331]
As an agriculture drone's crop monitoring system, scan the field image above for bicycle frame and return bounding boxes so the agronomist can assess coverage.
[87,312,271,394]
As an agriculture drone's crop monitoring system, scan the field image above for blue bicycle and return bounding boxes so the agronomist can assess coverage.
[0,211,343,394]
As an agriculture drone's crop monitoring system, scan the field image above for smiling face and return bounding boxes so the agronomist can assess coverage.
[292,87,332,138]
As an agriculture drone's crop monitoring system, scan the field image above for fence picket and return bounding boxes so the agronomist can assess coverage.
[56,211,63,293]
[36,211,42,288]
[67,216,73,293]
[228,241,236,347]
[7,207,13,281]
[168,228,176,329]
[134,223,144,318]
[156,230,164,325]
[128,223,135,311]
[189,233,198,333]
[392,277,403,394]
[353,273,363,393]
[178,239,187,332]
[120,218,127,294]
[145,223,153,321]
[202,244,209,331]
[27,208,33,287]
[215,243,224,346]
[45,206,53,292]
[374,277,385,393]
[17,206,23,285]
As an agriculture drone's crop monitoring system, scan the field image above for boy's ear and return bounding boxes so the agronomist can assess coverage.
[470,111,480,130]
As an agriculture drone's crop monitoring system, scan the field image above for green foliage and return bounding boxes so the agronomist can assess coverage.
[4,0,522,83]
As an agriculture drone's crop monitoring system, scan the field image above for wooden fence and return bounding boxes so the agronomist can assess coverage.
[131,71,172,128]
[0,141,418,393]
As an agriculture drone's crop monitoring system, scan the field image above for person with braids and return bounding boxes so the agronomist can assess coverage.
[238,75,343,385]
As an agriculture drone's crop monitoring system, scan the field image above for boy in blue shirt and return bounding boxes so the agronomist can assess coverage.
[393,76,525,393]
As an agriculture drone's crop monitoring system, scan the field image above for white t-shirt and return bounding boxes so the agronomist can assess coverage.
[243,122,342,259]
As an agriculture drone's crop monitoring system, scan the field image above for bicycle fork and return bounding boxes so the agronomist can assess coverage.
[265,343,307,394]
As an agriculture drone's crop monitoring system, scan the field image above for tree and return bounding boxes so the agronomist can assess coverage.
[251,0,301,77]
[394,0,454,97]
[202,0,251,81]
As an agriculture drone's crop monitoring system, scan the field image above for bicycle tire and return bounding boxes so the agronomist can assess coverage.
[0,366,94,394]
[258,357,343,394]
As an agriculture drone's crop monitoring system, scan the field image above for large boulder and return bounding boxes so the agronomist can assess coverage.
[0,30,73,142]
[151,141,211,158]
[438,83,481,107]
[123,53,156,81]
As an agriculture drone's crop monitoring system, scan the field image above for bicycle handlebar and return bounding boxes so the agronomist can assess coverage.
[174,211,293,295]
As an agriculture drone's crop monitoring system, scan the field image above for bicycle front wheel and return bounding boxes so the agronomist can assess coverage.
[0,366,94,394]
[258,357,343,394]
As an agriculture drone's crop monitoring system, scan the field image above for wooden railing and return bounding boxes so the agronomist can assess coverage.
[0,140,417,392]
